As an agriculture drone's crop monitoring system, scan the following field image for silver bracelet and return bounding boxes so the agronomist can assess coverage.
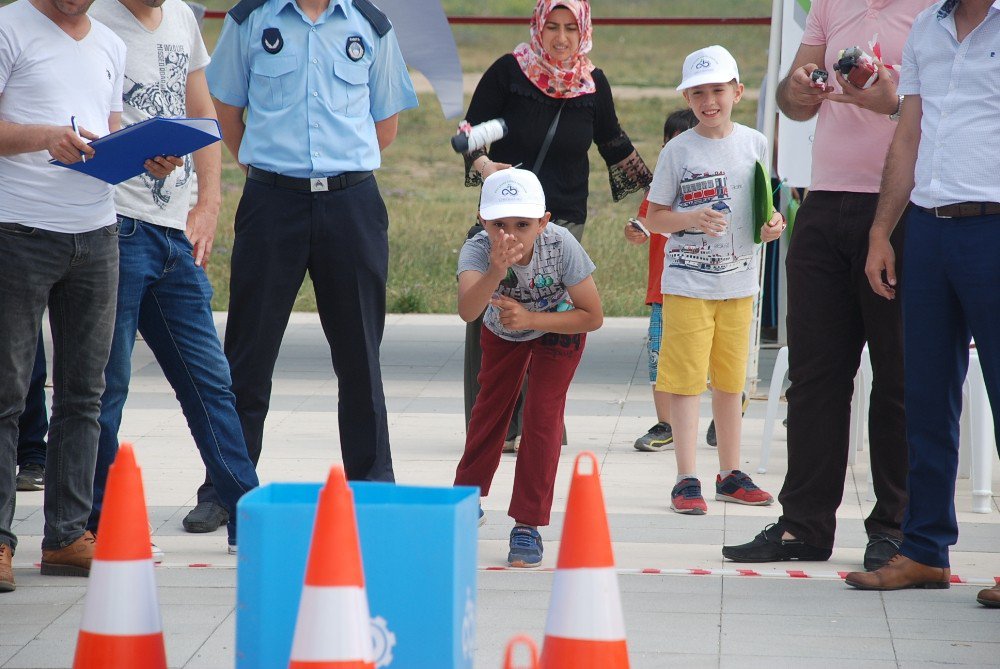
[889,94,904,121]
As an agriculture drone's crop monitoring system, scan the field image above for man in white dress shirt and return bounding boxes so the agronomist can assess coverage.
[849,0,1000,608]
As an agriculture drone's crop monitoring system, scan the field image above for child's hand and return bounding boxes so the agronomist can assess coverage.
[760,211,786,243]
[623,221,647,245]
[491,295,533,331]
[488,232,524,277]
[687,208,728,237]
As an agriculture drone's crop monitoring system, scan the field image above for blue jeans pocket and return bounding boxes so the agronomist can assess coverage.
[116,216,138,238]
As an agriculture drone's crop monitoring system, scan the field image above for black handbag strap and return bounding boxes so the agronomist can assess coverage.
[531,101,566,174]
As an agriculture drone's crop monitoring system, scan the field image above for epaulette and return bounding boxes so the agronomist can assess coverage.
[353,0,392,37]
[228,0,268,25]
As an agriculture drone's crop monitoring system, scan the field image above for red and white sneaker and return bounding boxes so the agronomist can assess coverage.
[715,470,773,506]
[670,477,708,515]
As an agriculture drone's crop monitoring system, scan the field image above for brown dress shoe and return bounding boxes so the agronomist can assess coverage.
[40,531,96,577]
[977,583,1000,608]
[0,543,14,592]
[845,554,950,591]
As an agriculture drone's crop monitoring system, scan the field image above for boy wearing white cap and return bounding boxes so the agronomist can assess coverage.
[644,46,786,515]
[454,168,603,567]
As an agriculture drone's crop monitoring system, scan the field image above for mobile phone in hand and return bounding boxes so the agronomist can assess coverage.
[628,217,650,238]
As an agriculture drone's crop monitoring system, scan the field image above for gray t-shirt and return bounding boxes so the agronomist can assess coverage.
[89,0,210,230]
[647,123,767,300]
[458,224,596,341]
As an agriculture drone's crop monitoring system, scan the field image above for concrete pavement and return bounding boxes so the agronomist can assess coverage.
[2,314,998,667]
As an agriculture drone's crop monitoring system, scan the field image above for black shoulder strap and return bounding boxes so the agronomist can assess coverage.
[531,102,565,175]
[353,0,392,37]
[228,0,267,25]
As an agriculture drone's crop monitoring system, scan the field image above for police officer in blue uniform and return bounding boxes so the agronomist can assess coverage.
[192,0,417,515]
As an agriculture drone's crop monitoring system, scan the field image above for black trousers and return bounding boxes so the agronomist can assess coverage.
[778,191,908,549]
[198,176,394,504]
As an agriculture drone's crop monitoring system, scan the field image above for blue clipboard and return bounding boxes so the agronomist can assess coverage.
[50,117,221,185]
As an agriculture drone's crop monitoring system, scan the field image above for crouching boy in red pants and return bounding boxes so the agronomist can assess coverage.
[454,168,603,568]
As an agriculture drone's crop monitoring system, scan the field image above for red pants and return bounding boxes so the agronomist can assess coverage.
[455,328,586,526]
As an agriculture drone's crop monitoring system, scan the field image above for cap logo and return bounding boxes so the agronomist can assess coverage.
[500,184,519,197]
[695,58,713,69]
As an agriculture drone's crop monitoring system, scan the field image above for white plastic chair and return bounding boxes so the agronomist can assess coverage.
[759,345,869,474]
[963,349,996,514]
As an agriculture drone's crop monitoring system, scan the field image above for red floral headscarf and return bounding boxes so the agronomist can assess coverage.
[512,0,596,99]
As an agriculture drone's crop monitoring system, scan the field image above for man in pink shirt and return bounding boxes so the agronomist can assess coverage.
[724,0,933,570]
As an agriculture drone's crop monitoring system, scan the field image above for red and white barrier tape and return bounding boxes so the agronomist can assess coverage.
[16,563,1000,586]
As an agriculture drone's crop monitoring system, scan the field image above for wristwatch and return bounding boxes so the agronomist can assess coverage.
[889,95,905,121]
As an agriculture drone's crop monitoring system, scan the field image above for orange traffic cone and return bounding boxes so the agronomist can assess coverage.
[503,635,539,668]
[288,466,374,669]
[539,452,628,668]
[74,443,166,669]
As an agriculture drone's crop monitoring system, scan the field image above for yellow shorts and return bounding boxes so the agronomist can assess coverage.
[655,294,753,395]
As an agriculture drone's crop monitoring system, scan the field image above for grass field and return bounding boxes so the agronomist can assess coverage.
[196,0,772,314]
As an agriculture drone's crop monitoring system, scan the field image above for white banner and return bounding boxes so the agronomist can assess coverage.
[379,0,464,119]
[776,0,816,188]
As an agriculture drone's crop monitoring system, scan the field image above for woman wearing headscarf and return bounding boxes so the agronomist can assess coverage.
[460,0,651,453]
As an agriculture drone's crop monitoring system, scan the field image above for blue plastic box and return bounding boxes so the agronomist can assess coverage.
[236,481,479,668]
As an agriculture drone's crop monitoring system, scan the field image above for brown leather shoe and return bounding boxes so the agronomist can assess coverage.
[0,543,14,592]
[977,583,1000,608]
[40,531,96,577]
[845,554,950,591]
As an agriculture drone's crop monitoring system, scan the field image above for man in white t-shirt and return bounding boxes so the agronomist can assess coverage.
[85,0,260,555]
[0,0,144,592]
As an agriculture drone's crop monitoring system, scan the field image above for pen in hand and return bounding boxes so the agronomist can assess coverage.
[70,116,86,163]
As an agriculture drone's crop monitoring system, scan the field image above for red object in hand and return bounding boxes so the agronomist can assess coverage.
[834,46,879,89]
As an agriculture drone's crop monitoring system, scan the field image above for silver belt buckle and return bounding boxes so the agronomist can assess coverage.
[933,207,952,219]
[310,177,329,192]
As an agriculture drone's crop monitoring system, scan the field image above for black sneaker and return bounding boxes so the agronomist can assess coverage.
[16,463,44,491]
[634,422,674,452]
[722,523,832,562]
[707,393,750,447]
[864,533,902,571]
[182,501,230,533]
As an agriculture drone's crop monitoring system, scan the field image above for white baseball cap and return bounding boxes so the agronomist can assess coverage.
[677,45,740,91]
[479,168,546,220]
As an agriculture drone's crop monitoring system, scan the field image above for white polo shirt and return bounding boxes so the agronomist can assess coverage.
[899,0,1000,208]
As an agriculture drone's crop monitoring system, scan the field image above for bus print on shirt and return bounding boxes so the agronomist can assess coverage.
[670,166,752,276]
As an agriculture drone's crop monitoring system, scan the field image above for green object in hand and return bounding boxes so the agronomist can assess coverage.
[753,160,775,243]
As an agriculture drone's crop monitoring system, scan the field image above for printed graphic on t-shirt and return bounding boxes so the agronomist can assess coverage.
[122,44,192,209]
[503,248,571,313]
[669,166,753,275]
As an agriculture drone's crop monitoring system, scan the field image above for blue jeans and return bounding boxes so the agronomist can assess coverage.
[0,221,119,552]
[900,208,1000,568]
[89,217,259,544]
[17,336,48,467]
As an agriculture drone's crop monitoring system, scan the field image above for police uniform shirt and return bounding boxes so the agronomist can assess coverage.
[207,0,417,178]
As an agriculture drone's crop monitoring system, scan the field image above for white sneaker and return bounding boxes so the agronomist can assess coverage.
[150,542,164,564]
[227,544,237,555]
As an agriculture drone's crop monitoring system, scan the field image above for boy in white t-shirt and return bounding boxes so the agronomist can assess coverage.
[644,46,785,515]
[454,169,603,568]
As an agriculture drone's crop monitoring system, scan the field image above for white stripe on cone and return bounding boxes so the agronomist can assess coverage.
[290,585,374,662]
[544,568,626,641]
[79,560,161,636]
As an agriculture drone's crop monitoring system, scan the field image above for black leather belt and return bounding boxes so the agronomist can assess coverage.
[917,202,1000,218]
[247,166,372,193]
